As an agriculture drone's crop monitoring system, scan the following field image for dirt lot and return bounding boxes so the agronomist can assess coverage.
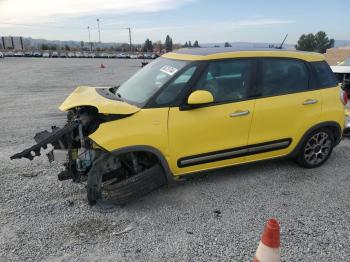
[0,58,349,261]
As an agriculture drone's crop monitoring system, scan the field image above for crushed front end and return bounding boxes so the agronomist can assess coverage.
[11,106,108,182]
[10,86,166,206]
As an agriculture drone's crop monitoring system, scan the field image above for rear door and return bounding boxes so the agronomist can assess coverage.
[246,58,322,162]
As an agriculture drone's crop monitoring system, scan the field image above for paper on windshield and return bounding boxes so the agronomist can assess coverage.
[160,65,178,76]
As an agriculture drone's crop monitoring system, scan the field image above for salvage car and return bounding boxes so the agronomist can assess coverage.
[331,58,350,96]
[11,48,347,206]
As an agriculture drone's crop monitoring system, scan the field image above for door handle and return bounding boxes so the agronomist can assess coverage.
[230,110,250,117]
[303,99,318,105]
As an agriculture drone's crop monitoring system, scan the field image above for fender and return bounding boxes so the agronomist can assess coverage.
[288,121,342,158]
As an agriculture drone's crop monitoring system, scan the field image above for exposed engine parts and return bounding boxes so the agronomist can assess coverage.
[10,106,166,205]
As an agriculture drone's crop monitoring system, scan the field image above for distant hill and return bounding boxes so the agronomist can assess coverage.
[200,40,350,50]
[3,36,350,51]
[334,40,350,48]
[200,42,295,50]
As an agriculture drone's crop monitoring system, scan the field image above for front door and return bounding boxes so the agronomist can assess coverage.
[168,59,257,176]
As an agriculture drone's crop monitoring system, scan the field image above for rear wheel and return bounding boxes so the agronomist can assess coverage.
[296,128,334,168]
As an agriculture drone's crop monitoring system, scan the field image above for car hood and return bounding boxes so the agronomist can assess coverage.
[59,86,140,114]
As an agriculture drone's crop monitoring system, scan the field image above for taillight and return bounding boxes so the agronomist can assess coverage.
[340,90,348,105]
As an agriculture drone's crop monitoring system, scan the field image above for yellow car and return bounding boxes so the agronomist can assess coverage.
[12,48,347,205]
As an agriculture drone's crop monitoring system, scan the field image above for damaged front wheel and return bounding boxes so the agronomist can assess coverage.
[87,151,167,206]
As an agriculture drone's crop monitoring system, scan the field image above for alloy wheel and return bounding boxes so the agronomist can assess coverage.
[304,132,332,166]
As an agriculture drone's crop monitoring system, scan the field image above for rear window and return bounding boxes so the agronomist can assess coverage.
[311,61,338,88]
[259,59,309,96]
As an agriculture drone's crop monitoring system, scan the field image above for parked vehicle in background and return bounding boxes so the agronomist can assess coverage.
[51,51,59,58]
[75,52,83,58]
[109,53,117,59]
[42,52,50,58]
[130,54,138,59]
[67,52,75,58]
[88,52,95,58]
[143,53,153,59]
[117,53,130,59]
[137,53,144,59]
[0,51,4,58]
[331,58,350,96]
[14,51,24,57]
[33,51,42,57]
[60,52,67,58]
[24,51,33,57]
[11,48,347,206]
[99,53,109,58]
[5,51,14,57]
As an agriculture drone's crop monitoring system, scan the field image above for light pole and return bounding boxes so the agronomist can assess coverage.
[128,27,132,52]
[123,27,132,52]
[97,18,101,43]
[87,26,92,51]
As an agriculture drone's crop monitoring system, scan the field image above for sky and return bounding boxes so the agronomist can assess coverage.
[0,0,349,44]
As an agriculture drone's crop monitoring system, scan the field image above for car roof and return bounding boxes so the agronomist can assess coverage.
[162,47,324,62]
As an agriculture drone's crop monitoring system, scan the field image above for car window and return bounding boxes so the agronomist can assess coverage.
[194,59,255,103]
[311,61,338,88]
[156,65,198,105]
[117,58,189,106]
[260,59,309,96]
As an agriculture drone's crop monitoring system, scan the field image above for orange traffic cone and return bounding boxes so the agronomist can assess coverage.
[100,63,106,68]
[253,218,281,262]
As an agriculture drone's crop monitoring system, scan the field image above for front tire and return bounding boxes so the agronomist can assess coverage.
[103,164,166,205]
[296,128,334,168]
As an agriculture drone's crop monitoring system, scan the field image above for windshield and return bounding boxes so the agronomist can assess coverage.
[116,58,189,106]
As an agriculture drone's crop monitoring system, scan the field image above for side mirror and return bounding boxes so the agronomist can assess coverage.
[187,90,214,105]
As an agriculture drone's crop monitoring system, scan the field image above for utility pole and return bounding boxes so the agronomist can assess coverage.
[128,27,132,52]
[87,26,92,51]
[278,34,288,49]
[97,18,101,43]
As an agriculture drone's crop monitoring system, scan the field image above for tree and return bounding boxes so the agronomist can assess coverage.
[193,40,199,47]
[295,33,316,51]
[153,40,164,52]
[142,38,153,52]
[65,44,70,51]
[188,41,192,47]
[184,42,189,48]
[41,44,49,50]
[224,42,232,47]
[296,31,334,53]
[165,35,173,52]
[314,31,334,53]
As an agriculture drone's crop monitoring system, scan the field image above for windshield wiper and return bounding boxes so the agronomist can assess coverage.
[109,85,120,94]
[116,92,123,99]
[109,85,124,101]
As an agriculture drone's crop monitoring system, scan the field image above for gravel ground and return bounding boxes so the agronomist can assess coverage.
[0,57,349,262]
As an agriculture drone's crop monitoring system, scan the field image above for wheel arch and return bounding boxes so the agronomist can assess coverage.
[289,121,342,158]
[111,145,174,183]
